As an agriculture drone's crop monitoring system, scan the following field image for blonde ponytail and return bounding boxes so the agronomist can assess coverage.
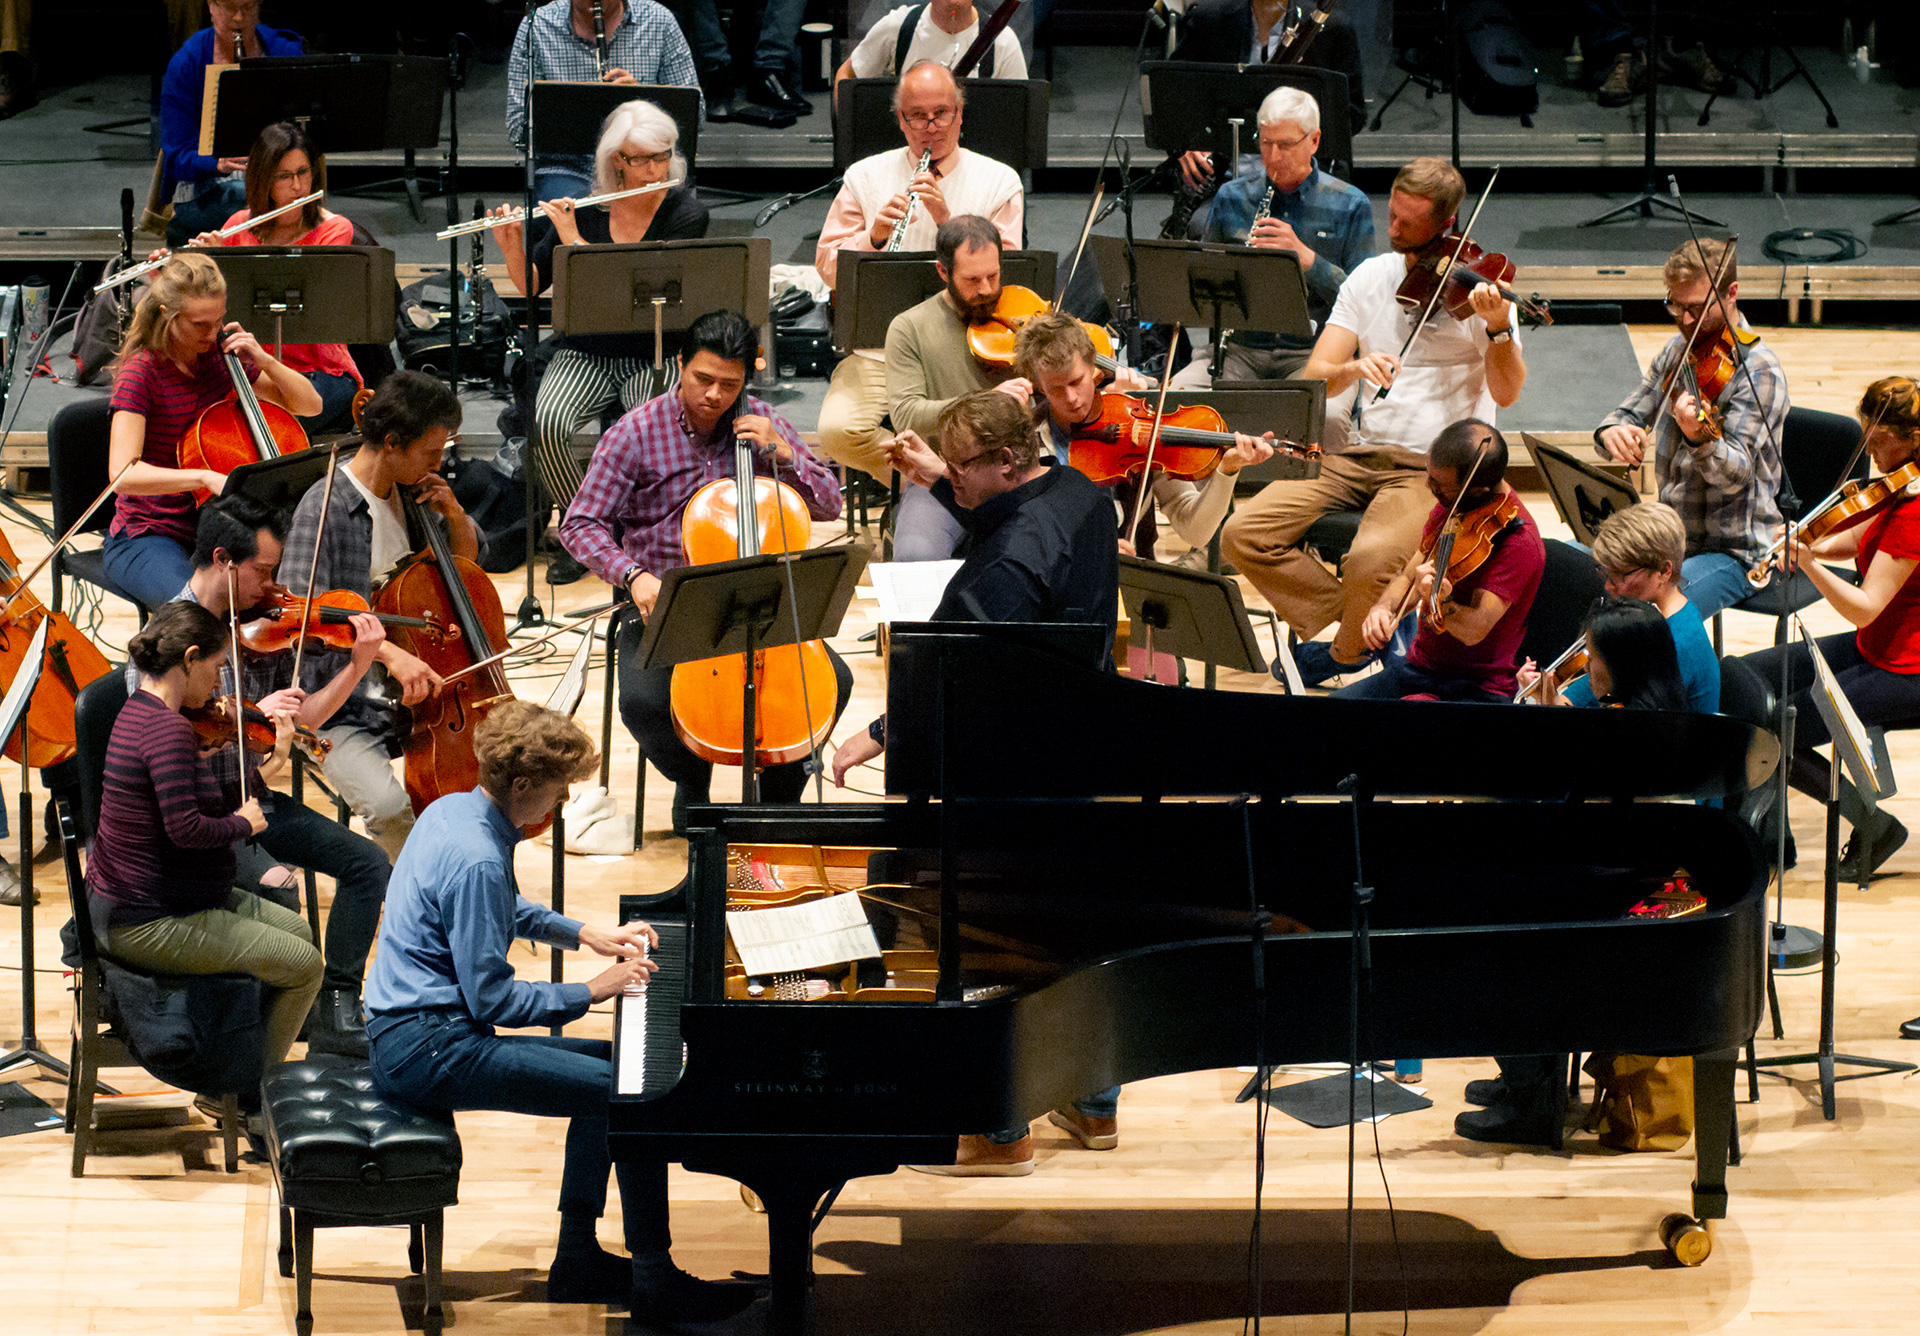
[117,251,226,367]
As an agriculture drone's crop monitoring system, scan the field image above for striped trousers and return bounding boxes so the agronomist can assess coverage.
[533,348,661,516]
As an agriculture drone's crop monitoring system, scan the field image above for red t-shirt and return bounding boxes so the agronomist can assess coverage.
[1406,491,1545,698]
[108,347,255,547]
[216,211,362,384]
[1855,494,1920,672]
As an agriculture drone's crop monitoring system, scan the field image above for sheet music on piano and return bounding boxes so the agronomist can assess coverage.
[865,559,961,624]
[727,892,882,977]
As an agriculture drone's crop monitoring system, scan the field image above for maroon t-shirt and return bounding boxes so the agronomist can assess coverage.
[107,348,254,547]
[1406,491,1545,698]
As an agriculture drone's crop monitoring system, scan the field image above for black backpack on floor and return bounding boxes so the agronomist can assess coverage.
[395,269,515,386]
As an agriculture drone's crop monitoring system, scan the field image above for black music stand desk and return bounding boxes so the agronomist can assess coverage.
[834,77,1049,173]
[205,246,397,354]
[530,83,702,172]
[832,249,1056,354]
[1119,554,1268,683]
[1526,433,1641,545]
[1140,62,1354,174]
[1090,235,1311,368]
[634,546,868,804]
[553,237,772,336]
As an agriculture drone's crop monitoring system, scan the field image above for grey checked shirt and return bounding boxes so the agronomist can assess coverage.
[1596,322,1789,565]
[506,0,703,164]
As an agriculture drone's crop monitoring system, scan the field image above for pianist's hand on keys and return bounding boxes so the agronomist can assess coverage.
[581,920,660,1001]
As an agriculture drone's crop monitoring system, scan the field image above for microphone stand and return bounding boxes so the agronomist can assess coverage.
[1116,139,1143,367]
[1579,0,1722,228]
[753,175,845,229]
[518,13,545,630]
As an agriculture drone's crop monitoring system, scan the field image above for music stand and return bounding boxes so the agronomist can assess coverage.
[529,83,702,174]
[1526,434,1641,545]
[1163,385,1325,487]
[1749,620,1916,1118]
[553,237,773,336]
[1090,235,1311,369]
[1118,554,1267,683]
[223,447,339,519]
[1139,62,1354,175]
[831,249,1057,354]
[0,616,63,1080]
[1578,2,1723,228]
[204,246,397,357]
[634,547,869,803]
[833,78,1050,173]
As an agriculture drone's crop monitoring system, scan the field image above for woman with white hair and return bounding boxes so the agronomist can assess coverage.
[486,99,708,583]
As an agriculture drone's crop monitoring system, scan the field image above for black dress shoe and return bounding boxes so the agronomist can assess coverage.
[1463,1077,1508,1108]
[547,548,588,586]
[1900,1015,1920,1040]
[1838,813,1908,883]
[548,1248,633,1305]
[631,1264,761,1324]
[1454,1101,1563,1150]
[744,70,811,116]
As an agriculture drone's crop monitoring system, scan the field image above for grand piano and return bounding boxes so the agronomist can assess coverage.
[609,625,1778,1334]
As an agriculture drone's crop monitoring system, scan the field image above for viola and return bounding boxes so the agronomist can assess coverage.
[0,527,113,769]
[1658,325,1736,443]
[1417,488,1523,631]
[1515,638,1590,704]
[182,693,331,763]
[240,586,437,655]
[178,347,310,503]
[668,431,837,773]
[968,285,1121,373]
[1397,231,1552,327]
[1745,459,1920,588]
[1068,393,1320,486]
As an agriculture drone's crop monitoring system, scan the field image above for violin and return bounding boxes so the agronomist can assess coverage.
[182,693,331,763]
[1745,459,1920,589]
[1657,325,1736,443]
[1397,230,1552,327]
[240,586,438,655]
[1515,638,1589,704]
[0,527,113,769]
[1068,393,1320,486]
[668,429,837,774]
[178,347,310,503]
[1417,488,1523,631]
[968,285,1121,374]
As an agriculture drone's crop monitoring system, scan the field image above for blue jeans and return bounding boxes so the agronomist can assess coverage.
[1331,658,1508,703]
[369,1010,670,1251]
[301,371,360,436]
[100,531,193,610]
[166,178,247,248]
[1679,550,1752,618]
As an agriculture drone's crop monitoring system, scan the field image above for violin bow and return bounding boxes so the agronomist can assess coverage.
[289,443,343,693]
[1124,323,1183,548]
[1391,438,1489,627]
[1055,181,1107,315]
[438,603,618,687]
[226,565,248,807]
[0,461,135,622]
[1376,166,1501,404]
[1646,226,1737,447]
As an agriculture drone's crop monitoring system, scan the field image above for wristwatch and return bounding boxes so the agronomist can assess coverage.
[1487,327,1513,345]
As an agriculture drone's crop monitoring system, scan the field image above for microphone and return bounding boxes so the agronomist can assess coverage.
[754,194,795,229]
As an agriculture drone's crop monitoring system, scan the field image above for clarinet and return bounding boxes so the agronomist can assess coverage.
[232,29,244,63]
[591,0,609,80]
[887,149,934,252]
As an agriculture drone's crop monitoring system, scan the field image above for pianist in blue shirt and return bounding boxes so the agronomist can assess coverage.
[362,699,757,1323]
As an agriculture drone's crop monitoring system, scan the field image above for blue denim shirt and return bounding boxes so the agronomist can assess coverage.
[364,787,590,1030]
[1204,162,1375,351]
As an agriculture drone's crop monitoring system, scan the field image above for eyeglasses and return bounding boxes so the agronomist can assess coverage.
[616,149,674,169]
[946,445,1006,473]
[211,0,262,14]
[899,109,958,131]
[272,165,312,185]
[1663,297,1713,318]
[1258,132,1313,152]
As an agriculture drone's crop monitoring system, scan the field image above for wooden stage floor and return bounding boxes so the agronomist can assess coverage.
[3,325,1920,1334]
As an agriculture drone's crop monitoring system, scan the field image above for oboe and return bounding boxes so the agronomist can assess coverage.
[886,149,934,252]
[591,0,609,80]
[1252,183,1275,227]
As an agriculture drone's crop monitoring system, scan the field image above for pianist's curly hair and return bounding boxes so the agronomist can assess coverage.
[473,700,600,795]
[1859,376,1920,455]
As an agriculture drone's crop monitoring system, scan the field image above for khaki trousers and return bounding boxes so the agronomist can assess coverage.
[816,354,894,481]
[1221,445,1432,663]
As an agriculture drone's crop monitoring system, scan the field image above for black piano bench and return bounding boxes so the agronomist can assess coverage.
[262,1056,464,1334]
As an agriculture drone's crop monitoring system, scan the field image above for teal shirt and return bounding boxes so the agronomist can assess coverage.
[1562,600,1720,713]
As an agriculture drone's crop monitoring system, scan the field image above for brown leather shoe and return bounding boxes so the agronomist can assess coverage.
[909,1132,1035,1177]
[1597,51,1646,107]
[1047,1106,1119,1150]
[1665,42,1733,95]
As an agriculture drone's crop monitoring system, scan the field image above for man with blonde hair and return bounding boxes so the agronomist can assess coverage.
[1522,501,1719,712]
[1594,237,1787,618]
[1222,156,1528,687]
[365,700,757,1323]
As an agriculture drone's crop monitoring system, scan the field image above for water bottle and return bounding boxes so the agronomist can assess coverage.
[1393,1058,1423,1083]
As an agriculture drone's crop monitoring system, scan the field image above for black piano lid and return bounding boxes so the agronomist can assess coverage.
[883,624,1780,804]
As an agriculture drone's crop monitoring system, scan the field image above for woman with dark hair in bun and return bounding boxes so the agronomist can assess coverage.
[86,600,322,1070]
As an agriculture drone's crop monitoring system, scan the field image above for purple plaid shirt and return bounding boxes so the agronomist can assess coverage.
[558,391,842,588]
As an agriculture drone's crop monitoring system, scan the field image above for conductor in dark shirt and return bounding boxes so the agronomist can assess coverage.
[831,388,1121,1175]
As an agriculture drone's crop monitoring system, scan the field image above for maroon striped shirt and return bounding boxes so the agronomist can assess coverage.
[86,690,252,928]
[108,348,254,548]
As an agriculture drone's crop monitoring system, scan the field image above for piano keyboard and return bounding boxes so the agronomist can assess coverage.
[614,920,687,1098]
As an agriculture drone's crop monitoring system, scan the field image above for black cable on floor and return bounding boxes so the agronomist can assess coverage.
[1763,228,1868,265]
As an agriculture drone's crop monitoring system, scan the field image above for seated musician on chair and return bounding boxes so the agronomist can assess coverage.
[87,601,323,1078]
[144,495,392,1058]
[1519,502,1720,713]
[106,252,322,610]
[1331,420,1544,704]
[814,63,1023,484]
[834,0,1029,87]
[1594,237,1788,619]
[558,309,851,837]
[158,0,306,247]
[1010,310,1274,557]
[278,371,479,864]
[1168,84,1373,386]
[832,390,1120,1174]
[179,120,362,435]
[1221,157,1526,687]
[364,700,758,1322]
[1739,376,1920,895]
[484,98,709,586]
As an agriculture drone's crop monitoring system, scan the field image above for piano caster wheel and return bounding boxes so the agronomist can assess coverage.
[740,1183,767,1214]
[1660,1213,1712,1267]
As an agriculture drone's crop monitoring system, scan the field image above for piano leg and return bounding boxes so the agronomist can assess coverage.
[1690,1047,1736,1224]
[695,1163,860,1336]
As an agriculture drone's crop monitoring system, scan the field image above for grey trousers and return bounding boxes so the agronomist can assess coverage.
[318,722,415,863]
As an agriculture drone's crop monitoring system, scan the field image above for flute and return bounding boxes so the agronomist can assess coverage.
[92,189,326,294]
[886,149,935,252]
[434,180,672,238]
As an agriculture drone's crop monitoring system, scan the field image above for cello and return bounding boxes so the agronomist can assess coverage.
[178,345,310,503]
[0,527,114,769]
[667,427,837,785]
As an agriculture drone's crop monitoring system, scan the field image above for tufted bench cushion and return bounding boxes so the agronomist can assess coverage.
[264,1056,462,1222]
